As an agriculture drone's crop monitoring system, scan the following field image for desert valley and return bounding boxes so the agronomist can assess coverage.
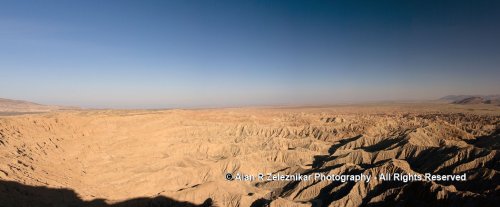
[2,1,500,206]
[0,98,498,207]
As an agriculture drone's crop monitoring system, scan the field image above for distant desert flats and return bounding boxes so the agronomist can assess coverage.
[0,98,78,113]
[0,94,498,114]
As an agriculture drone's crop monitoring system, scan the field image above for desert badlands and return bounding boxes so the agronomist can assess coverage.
[0,102,498,207]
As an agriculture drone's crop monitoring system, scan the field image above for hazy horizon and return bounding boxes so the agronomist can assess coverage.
[1,0,499,108]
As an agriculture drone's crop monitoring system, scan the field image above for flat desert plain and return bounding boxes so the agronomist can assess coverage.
[0,103,498,207]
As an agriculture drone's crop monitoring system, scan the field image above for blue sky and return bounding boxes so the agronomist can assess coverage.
[1,0,499,108]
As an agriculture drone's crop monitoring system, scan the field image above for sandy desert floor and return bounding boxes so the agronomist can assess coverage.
[0,103,498,206]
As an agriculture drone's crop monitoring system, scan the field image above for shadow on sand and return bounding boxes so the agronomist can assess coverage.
[0,180,214,207]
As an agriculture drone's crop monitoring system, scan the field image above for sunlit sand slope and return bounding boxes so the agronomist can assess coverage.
[0,104,498,206]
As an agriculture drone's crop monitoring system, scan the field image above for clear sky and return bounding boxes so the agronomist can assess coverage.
[1,0,499,108]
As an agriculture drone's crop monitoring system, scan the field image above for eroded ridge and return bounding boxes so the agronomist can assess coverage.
[0,106,498,206]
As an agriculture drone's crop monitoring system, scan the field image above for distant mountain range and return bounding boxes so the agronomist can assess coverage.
[0,98,78,112]
[439,95,500,105]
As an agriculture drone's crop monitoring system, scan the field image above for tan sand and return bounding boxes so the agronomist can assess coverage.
[0,103,498,206]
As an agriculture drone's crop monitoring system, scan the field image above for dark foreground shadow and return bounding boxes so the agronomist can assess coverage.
[0,180,214,207]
